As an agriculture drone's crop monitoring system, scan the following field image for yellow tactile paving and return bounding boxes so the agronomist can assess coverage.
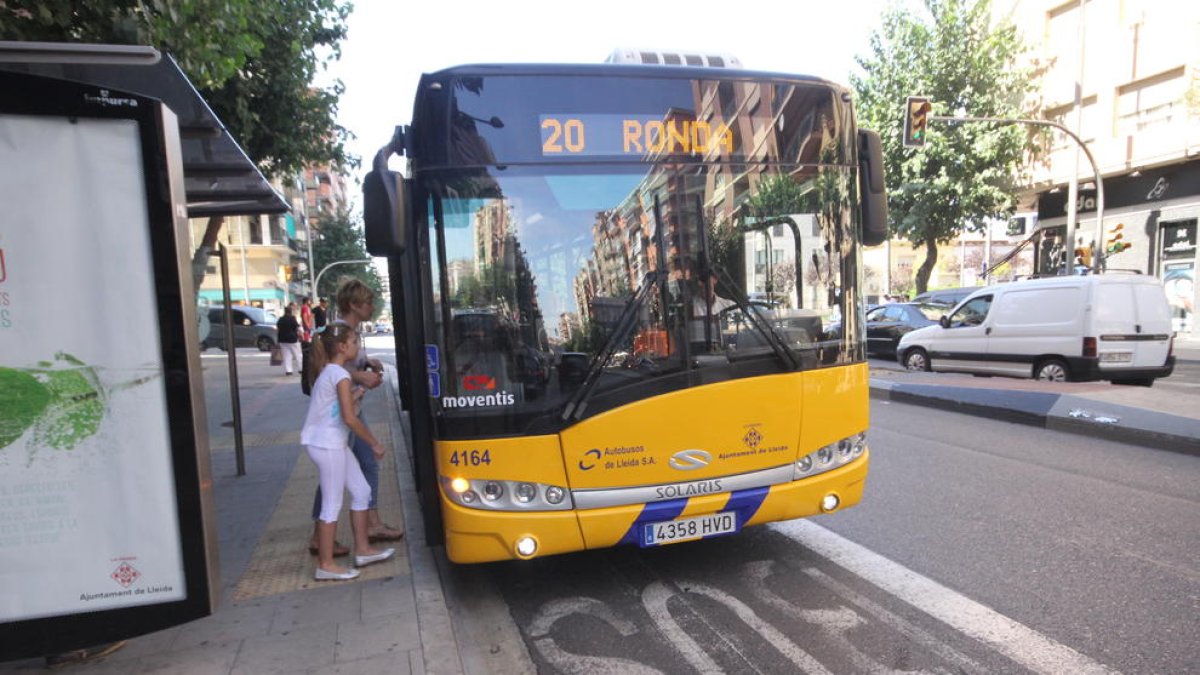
[232,420,410,600]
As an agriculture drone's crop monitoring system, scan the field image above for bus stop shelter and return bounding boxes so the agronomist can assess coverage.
[0,41,286,660]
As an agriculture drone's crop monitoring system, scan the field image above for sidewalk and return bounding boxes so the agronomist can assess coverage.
[870,339,1200,455]
[0,348,509,675]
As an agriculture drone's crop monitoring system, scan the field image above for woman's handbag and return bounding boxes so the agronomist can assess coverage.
[269,344,283,366]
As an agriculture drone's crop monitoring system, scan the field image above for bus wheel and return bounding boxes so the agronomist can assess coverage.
[1034,359,1069,382]
[903,348,931,372]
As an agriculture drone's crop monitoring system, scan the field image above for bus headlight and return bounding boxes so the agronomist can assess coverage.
[796,455,813,474]
[441,476,574,511]
[515,483,537,503]
[482,482,504,501]
[821,493,841,512]
[515,536,538,557]
[794,432,867,480]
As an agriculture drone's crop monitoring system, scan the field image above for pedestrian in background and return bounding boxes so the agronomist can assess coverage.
[300,297,315,342]
[302,323,394,580]
[307,278,403,557]
[276,304,302,376]
[313,297,328,331]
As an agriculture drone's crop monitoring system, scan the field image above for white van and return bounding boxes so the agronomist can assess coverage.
[896,273,1175,386]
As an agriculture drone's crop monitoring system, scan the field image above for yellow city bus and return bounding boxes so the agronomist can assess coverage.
[364,62,888,563]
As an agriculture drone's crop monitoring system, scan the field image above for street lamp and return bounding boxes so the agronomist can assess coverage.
[930,114,1105,274]
[313,259,372,303]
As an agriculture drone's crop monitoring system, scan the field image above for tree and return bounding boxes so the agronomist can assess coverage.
[2,0,355,293]
[852,0,1036,293]
[0,0,353,175]
[312,208,383,314]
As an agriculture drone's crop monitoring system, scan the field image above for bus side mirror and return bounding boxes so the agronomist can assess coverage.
[858,129,888,247]
[364,169,408,255]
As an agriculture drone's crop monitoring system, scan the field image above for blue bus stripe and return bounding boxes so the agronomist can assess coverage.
[723,486,770,530]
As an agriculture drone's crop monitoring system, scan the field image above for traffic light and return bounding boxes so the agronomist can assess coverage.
[903,96,932,148]
[1106,223,1131,254]
[1074,244,1092,269]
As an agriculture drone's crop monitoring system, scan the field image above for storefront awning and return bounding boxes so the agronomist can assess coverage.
[0,41,289,217]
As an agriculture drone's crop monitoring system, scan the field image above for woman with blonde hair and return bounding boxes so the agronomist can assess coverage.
[306,277,403,557]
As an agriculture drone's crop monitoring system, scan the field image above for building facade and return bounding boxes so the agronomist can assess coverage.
[190,165,357,320]
[190,209,300,318]
[1011,0,1200,335]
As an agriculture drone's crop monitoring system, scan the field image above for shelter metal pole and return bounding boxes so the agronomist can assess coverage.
[215,244,246,476]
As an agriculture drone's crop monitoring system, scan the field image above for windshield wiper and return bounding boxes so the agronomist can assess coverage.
[560,270,664,422]
[693,196,799,371]
[709,264,800,371]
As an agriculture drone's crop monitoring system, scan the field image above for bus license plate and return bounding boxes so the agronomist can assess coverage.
[642,512,737,547]
[1101,352,1133,363]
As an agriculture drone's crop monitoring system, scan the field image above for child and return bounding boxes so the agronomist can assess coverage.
[301,324,395,580]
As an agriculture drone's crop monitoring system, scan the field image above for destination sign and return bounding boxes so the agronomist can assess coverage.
[539,114,734,158]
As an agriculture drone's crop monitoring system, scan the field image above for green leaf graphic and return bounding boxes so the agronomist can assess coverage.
[0,367,52,449]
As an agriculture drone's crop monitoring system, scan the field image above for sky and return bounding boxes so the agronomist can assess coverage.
[323,0,892,199]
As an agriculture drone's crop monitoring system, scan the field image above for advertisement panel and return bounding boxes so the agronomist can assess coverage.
[0,114,186,621]
[0,67,216,661]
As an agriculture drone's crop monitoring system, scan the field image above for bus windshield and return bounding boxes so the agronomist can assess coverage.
[428,164,863,436]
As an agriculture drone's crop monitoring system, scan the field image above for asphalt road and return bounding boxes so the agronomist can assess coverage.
[461,400,1199,674]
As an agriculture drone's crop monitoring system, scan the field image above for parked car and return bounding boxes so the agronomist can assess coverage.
[557,352,590,387]
[912,286,976,307]
[515,345,551,397]
[897,274,1175,385]
[202,305,278,352]
[864,303,949,358]
[720,302,823,351]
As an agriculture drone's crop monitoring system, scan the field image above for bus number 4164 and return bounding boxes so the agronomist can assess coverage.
[450,449,491,466]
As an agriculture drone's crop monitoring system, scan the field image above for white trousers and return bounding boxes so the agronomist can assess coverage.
[280,341,302,374]
[306,444,372,523]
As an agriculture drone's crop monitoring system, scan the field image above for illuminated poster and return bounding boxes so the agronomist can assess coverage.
[0,114,186,621]
[1163,261,1194,333]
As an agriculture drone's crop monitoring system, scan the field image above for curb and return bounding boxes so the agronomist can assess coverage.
[383,366,466,675]
[383,367,536,675]
[870,379,1200,457]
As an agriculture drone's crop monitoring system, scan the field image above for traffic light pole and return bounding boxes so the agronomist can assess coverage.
[930,115,1105,273]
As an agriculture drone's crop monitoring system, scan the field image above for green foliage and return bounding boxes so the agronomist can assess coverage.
[311,208,382,313]
[205,0,355,177]
[742,175,812,221]
[0,0,353,176]
[852,0,1036,292]
[454,264,516,310]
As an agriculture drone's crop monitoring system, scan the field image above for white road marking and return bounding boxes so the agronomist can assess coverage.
[643,582,724,674]
[529,597,663,675]
[771,520,1120,675]
[678,580,833,675]
[529,597,638,638]
[745,560,968,675]
[802,567,984,675]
